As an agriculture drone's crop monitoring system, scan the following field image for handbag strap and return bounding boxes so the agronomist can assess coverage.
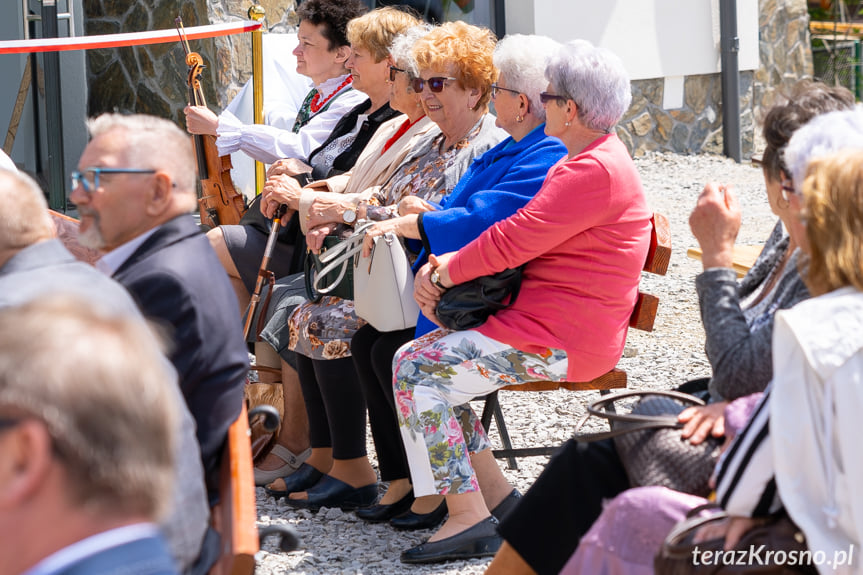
[659,509,729,560]
[311,222,374,294]
[574,389,707,442]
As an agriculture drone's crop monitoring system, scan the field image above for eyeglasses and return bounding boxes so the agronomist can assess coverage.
[411,76,457,94]
[490,83,521,100]
[539,92,567,105]
[71,168,156,194]
[388,66,409,82]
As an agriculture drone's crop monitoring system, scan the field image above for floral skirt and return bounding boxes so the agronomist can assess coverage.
[287,296,366,360]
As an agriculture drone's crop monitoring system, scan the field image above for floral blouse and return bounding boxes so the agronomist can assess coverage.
[288,117,490,360]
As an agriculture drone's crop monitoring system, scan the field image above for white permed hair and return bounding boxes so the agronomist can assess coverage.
[784,106,863,194]
[494,34,561,122]
[389,23,433,78]
[545,39,632,132]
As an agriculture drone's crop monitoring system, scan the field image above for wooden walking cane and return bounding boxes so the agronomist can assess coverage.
[243,203,288,340]
[243,202,288,465]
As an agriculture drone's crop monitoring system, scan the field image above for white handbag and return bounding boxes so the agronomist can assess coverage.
[353,231,420,332]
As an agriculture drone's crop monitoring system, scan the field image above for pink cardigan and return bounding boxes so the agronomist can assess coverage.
[448,134,651,381]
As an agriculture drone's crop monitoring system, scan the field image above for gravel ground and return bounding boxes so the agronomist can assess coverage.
[253,151,775,574]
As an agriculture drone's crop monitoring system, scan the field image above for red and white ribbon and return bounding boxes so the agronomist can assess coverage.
[0,20,263,54]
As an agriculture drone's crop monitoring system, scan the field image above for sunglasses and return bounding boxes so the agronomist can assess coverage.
[411,76,457,94]
[539,92,567,105]
[71,167,156,194]
[388,65,408,82]
[491,83,521,100]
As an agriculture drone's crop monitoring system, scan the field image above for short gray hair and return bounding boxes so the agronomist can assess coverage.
[545,39,632,132]
[785,106,863,194]
[87,113,197,199]
[0,170,53,251]
[494,34,561,122]
[389,23,433,78]
[0,297,177,520]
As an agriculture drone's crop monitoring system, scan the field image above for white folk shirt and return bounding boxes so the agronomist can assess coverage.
[215,74,367,165]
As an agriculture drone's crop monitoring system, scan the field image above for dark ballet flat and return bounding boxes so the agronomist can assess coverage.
[400,516,502,564]
[389,500,448,531]
[263,463,323,500]
[283,474,378,512]
[355,489,415,523]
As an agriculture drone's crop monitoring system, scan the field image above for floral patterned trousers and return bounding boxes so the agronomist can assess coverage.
[393,328,568,497]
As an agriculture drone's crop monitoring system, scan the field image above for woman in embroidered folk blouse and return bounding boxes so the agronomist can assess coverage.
[264,22,506,513]
[392,40,652,564]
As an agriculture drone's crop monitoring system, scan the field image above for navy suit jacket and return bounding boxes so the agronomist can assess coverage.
[113,215,248,496]
[54,534,177,575]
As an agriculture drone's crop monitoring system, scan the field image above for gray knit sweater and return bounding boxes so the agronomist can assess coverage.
[696,220,810,401]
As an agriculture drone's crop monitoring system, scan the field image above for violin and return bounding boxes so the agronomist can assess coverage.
[176,17,246,228]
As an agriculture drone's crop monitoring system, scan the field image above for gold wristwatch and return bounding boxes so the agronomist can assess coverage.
[430,269,447,290]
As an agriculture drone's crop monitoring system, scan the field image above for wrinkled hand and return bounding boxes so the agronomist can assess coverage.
[397,196,433,216]
[261,174,303,217]
[304,195,348,229]
[414,262,445,327]
[693,515,763,550]
[266,158,312,179]
[184,106,220,136]
[414,253,457,322]
[361,219,402,257]
[306,223,337,253]
[678,401,727,445]
[689,183,742,270]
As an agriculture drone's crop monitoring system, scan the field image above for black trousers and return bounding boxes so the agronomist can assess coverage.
[351,324,414,482]
[295,354,367,460]
[497,437,630,575]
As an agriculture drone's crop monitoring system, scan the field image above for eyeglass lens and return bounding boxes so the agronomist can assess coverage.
[411,77,451,93]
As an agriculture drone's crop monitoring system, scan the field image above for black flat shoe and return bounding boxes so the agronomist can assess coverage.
[356,489,415,523]
[491,488,522,521]
[263,463,323,500]
[400,516,502,564]
[284,474,378,511]
[390,500,448,531]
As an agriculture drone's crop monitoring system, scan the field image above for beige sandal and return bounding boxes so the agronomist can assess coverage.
[254,445,312,486]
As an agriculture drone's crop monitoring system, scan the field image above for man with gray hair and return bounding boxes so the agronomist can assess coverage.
[0,168,209,572]
[69,113,248,501]
[0,297,179,574]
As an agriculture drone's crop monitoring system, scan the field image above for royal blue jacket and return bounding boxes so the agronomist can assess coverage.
[414,125,567,336]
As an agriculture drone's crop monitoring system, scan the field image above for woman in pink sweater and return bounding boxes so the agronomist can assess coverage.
[392,40,652,565]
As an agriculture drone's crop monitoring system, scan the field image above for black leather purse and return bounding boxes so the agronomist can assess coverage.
[434,266,524,331]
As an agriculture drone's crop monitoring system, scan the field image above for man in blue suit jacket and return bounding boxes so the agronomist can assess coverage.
[0,299,180,575]
[69,113,249,500]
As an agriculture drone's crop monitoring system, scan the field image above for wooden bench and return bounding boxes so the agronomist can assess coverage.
[209,404,259,575]
[686,244,762,278]
[481,212,671,468]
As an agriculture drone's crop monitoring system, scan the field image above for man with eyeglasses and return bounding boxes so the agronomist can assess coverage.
[70,113,248,508]
[0,298,180,575]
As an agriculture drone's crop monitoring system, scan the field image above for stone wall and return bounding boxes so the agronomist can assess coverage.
[83,0,299,126]
[84,0,812,156]
[618,0,813,157]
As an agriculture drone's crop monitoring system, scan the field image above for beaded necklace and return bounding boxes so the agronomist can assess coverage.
[310,75,353,113]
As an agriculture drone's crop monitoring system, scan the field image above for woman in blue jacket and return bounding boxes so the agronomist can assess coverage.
[350,34,567,533]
